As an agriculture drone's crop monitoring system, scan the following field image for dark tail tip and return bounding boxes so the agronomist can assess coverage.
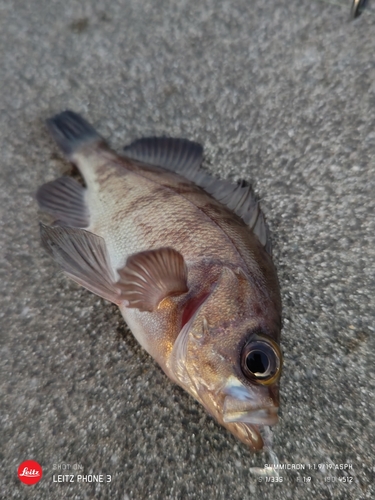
[46,110,104,156]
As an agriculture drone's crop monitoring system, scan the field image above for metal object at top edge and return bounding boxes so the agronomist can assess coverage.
[351,0,370,19]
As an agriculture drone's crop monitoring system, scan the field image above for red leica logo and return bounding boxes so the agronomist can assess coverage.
[18,460,43,485]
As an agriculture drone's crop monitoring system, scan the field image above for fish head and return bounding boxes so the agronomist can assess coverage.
[168,265,282,450]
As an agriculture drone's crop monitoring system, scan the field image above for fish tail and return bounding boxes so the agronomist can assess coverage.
[46,110,106,157]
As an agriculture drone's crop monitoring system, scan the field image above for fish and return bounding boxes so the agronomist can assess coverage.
[37,110,282,451]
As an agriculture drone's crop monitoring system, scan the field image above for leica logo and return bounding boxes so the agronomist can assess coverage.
[19,467,40,477]
[18,460,43,485]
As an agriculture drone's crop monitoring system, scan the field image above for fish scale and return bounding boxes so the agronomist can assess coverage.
[79,149,255,274]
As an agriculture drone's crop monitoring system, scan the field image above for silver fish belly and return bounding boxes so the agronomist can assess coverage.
[37,111,282,451]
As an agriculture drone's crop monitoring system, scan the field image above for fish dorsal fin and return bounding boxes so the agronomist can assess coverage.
[123,138,271,254]
[117,248,188,312]
[203,179,271,253]
[40,223,121,304]
[123,137,203,174]
[36,177,89,228]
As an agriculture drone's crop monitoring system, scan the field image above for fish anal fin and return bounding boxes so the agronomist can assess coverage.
[117,248,188,312]
[40,223,121,304]
[36,176,89,228]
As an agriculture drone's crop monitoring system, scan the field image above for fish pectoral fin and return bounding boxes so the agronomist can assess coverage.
[123,137,203,175]
[117,248,188,312]
[36,177,90,228]
[40,223,121,304]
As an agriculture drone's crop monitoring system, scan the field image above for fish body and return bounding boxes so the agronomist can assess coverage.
[37,111,282,450]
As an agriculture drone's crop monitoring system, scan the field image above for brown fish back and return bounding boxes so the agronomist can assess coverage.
[123,137,271,254]
[99,154,279,311]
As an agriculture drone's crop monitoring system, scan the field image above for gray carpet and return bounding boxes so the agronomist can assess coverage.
[1,0,374,498]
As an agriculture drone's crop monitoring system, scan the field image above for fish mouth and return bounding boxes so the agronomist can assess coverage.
[222,381,279,426]
[222,405,279,426]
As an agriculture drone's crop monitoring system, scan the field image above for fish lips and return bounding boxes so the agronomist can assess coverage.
[223,404,279,426]
[222,385,279,426]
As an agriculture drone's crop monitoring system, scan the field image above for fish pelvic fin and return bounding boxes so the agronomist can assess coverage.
[46,110,107,157]
[123,137,271,254]
[36,176,90,228]
[117,248,189,312]
[40,223,122,304]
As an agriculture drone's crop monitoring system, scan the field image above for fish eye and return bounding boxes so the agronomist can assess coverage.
[241,334,282,385]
